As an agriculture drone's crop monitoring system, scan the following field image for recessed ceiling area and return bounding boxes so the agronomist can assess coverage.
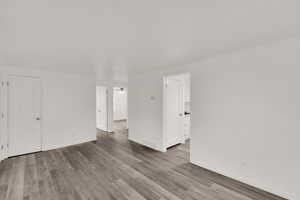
[1,0,300,80]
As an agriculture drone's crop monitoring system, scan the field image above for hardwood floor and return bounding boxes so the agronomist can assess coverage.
[0,121,286,200]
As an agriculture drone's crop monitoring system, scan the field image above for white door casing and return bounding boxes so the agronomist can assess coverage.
[8,75,42,157]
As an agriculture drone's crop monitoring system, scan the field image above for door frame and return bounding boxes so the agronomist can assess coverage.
[162,73,186,151]
[0,73,43,160]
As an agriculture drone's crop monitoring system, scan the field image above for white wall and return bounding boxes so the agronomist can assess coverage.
[128,36,300,199]
[129,73,166,151]
[42,74,96,150]
[113,88,127,121]
[190,36,300,200]
[0,67,96,158]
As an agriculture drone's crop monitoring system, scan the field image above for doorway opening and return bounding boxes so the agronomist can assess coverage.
[163,73,191,155]
[96,86,128,138]
[113,87,128,133]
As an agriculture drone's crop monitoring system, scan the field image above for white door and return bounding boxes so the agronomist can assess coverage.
[96,86,107,131]
[165,78,185,148]
[8,75,42,157]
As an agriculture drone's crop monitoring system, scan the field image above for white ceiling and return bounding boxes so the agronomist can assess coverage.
[1,0,300,81]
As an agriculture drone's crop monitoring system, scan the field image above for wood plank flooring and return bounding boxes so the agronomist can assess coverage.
[0,121,287,200]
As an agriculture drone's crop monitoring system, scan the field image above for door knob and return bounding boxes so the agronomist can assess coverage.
[179,113,183,117]
[36,117,41,121]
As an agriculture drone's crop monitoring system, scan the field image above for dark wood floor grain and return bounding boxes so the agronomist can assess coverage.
[0,121,287,200]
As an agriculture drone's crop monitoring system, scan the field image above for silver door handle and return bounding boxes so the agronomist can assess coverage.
[179,113,183,117]
[36,117,41,121]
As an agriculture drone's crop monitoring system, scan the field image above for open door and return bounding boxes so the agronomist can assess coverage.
[164,77,185,148]
[96,86,108,131]
[8,75,42,157]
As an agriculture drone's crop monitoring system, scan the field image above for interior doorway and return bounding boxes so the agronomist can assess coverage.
[163,73,191,152]
[113,87,128,132]
[96,86,128,136]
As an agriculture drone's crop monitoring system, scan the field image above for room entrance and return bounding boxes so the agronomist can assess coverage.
[163,73,191,152]
[113,87,128,133]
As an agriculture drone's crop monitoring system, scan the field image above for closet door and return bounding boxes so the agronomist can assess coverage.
[8,75,42,157]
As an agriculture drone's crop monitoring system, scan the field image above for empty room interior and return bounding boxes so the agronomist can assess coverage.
[0,1,300,199]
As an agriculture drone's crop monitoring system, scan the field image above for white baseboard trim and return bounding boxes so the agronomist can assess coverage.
[43,136,97,151]
[128,137,166,152]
